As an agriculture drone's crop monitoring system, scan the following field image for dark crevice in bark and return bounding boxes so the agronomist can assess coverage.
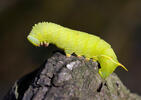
[97,83,103,92]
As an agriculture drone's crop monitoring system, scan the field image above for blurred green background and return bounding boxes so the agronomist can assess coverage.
[0,0,141,99]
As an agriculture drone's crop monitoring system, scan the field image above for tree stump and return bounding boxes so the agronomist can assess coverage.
[4,52,141,100]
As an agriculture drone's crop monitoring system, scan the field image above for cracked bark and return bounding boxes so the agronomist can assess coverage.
[4,52,141,100]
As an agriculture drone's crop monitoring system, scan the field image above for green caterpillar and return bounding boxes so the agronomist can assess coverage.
[27,22,128,79]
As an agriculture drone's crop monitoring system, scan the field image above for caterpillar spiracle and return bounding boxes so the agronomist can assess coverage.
[27,22,128,79]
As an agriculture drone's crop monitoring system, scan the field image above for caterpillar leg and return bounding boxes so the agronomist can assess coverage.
[40,41,49,47]
[66,54,71,57]
[65,49,73,57]
[44,42,49,47]
[92,56,97,62]
[77,55,82,58]
[85,58,90,61]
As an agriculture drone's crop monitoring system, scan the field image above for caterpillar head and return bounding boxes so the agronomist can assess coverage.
[98,55,127,79]
[27,35,40,46]
[27,35,49,47]
[27,22,49,47]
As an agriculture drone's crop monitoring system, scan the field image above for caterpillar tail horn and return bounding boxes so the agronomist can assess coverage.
[118,63,128,71]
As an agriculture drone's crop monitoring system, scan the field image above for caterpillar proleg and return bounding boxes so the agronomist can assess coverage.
[27,22,128,78]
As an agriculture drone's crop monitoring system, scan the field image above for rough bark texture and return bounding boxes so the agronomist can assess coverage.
[4,52,141,100]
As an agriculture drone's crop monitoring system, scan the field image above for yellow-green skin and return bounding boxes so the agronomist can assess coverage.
[27,22,127,79]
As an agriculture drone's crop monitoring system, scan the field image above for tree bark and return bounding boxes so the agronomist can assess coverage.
[4,52,141,100]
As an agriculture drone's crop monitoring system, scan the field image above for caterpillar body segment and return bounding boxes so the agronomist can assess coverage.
[27,22,128,79]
